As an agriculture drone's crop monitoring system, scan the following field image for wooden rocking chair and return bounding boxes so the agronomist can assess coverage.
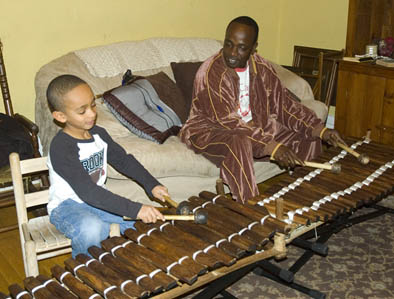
[9,153,71,277]
[9,152,120,277]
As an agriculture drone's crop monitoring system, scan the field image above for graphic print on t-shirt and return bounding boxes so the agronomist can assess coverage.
[236,66,252,123]
[81,149,105,183]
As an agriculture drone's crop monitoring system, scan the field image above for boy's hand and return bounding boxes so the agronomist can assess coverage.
[152,185,170,202]
[137,205,165,223]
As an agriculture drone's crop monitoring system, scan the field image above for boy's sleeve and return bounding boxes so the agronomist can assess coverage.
[50,136,143,219]
[96,127,161,197]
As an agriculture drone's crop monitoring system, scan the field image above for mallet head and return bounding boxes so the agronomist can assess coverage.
[194,209,208,224]
[331,163,341,174]
[177,201,191,215]
[358,153,370,165]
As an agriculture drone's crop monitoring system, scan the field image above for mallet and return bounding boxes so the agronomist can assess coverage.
[162,195,191,215]
[272,158,341,173]
[303,161,341,173]
[123,209,208,224]
[164,210,208,224]
[338,142,369,165]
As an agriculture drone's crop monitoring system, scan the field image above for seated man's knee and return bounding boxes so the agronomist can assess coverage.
[228,131,251,145]
[226,132,254,155]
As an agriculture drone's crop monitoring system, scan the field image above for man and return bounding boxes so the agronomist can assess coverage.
[179,16,344,203]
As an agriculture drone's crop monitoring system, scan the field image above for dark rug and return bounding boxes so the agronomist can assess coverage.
[186,196,394,299]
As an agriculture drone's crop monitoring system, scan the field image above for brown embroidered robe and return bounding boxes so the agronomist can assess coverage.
[180,50,325,202]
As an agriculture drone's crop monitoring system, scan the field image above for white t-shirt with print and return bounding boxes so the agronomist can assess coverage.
[236,65,252,123]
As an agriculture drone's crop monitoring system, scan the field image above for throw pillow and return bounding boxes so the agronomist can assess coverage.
[102,75,183,144]
[170,61,203,116]
[144,72,189,123]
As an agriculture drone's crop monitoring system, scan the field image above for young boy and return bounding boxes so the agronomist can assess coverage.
[46,74,168,258]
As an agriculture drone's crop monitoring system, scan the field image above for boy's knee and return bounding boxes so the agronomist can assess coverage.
[81,217,109,241]
[73,217,109,255]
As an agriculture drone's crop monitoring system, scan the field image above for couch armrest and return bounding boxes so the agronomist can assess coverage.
[270,61,315,102]
[269,61,328,121]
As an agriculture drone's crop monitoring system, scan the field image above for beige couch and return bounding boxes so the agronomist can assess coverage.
[35,37,327,206]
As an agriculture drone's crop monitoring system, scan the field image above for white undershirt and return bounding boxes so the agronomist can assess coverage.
[236,65,252,123]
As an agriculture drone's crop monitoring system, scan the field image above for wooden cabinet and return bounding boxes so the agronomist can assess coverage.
[335,60,394,146]
[345,0,394,57]
[336,0,394,146]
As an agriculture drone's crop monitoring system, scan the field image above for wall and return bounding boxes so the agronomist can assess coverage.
[0,0,281,120]
[0,0,347,121]
[278,0,349,65]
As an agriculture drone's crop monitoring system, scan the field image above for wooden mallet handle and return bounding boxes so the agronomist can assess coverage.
[124,211,208,224]
[123,215,193,221]
[338,143,369,164]
[166,211,208,224]
[271,158,341,173]
[272,157,341,173]
[163,195,178,208]
[163,215,195,221]
[303,161,341,173]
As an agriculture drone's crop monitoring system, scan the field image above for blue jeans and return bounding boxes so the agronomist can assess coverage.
[50,199,136,258]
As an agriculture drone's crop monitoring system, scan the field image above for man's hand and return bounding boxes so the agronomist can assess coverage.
[136,205,165,223]
[273,145,304,169]
[152,185,170,203]
[321,128,346,147]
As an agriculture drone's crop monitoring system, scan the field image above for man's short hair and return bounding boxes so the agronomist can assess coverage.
[46,74,87,112]
[228,16,259,44]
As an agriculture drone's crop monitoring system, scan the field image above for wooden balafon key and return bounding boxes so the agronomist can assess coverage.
[3,194,290,298]
[259,137,394,225]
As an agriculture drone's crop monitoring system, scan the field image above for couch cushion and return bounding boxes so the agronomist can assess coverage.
[170,61,203,115]
[103,78,182,144]
[106,135,220,180]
